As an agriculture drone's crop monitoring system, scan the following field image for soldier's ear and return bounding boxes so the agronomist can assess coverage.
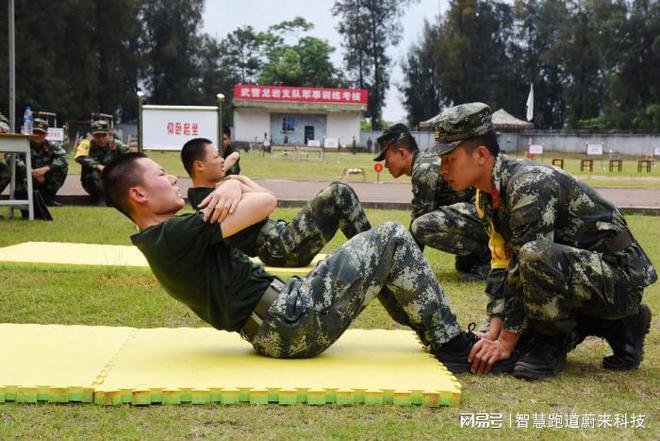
[128,186,146,204]
[475,145,490,164]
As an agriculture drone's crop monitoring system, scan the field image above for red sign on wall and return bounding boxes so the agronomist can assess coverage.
[234,84,367,105]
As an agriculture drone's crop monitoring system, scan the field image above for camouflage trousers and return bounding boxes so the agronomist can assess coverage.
[517,239,651,336]
[0,160,66,202]
[411,202,489,257]
[256,182,372,267]
[249,222,462,358]
[81,169,104,198]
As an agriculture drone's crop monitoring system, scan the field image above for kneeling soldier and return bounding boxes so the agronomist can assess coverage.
[373,124,490,281]
[0,118,68,206]
[434,102,656,379]
[75,120,129,203]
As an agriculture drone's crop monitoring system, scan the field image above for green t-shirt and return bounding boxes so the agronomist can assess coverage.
[131,212,274,331]
[187,187,267,257]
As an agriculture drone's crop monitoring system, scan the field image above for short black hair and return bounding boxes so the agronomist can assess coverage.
[223,125,231,137]
[181,137,213,177]
[102,152,148,222]
[462,130,500,156]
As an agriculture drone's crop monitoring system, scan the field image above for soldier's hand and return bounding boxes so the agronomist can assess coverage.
[468,338,512,374]
[199,179,242,223]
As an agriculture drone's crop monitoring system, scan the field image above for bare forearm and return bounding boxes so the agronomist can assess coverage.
[228,175,271,194]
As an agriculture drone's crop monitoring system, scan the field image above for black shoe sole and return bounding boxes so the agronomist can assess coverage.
[513,357,566,380]
[603,303,652,370]
[439,353,518,375]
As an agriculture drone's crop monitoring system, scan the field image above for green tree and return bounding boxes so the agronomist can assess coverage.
[400,19,442,127]
[514,0,572,128]
[333,0,417,129]
[138,0,205,105]
[221,26,271,84]
[433,0,521,112]
[0,0,143,123]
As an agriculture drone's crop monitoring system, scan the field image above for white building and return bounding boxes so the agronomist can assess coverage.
[233,84,367,147]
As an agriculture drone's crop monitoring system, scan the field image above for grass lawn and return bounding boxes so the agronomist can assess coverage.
[0,207,658,440]
[64,150,660,188]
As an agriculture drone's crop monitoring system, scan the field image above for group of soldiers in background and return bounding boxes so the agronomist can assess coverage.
[0,117,130,214]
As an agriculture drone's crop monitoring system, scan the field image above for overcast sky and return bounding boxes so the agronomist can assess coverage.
[202,0,449,122]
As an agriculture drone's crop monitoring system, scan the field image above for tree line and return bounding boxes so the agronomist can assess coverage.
[0,0,657,131]
[401,0,660,130]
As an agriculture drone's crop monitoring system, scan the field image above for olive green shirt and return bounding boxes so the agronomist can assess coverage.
[131,212,274,331]
[187,187,268,257]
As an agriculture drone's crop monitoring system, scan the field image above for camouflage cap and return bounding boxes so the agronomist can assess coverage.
[431,102,493,155]
[373,123,415,161]
[91,119,110,134]
[33,118,48,134]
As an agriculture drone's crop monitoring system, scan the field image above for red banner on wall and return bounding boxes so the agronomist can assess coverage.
[234,84,367,105]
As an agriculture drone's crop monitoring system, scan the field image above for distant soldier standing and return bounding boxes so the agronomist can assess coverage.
[75,120,129,203]
[0,118,68,206]
[373,123,490,281]
[435,102,657,379]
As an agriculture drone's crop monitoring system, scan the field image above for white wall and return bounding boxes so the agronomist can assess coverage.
[327,112,361,147]
[234,108,270,142]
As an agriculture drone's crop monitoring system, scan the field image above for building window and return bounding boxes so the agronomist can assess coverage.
[282,116,295,133]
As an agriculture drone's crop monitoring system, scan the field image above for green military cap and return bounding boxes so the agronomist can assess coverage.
[431,102,493,155]
[33,118,49,134]
[91,120,110,134]
[373,123,414,161]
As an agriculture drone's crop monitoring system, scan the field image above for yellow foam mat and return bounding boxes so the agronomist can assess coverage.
[0,242,326,275]
[0,325,461,407]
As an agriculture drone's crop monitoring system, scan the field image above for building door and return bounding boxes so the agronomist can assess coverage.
[304,126,315,144]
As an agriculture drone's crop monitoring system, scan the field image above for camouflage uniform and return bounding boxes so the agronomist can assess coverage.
[476,154,657,336]
[408,152,490,269]
[249,222,462,358]
[0,140,68,203]
[189,182,372,267]
[0,119,68,203]
[75,136,130,198]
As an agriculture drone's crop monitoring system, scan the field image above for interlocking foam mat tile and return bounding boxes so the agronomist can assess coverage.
[0,242,325,275]
[0,325,461,407]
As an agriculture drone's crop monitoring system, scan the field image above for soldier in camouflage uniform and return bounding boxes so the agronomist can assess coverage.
[0,113,11,192]
[0,118,68,205]
[434,102,657,379]
[373,124,490,281]
[102,152,498,373]
[182,137,372,267]
[75,120,129,202]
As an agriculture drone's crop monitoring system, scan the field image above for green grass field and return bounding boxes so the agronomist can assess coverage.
[0,206,658,440]
[65,150,660,188]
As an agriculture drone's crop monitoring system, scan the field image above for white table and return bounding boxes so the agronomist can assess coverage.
[0,133,33,220]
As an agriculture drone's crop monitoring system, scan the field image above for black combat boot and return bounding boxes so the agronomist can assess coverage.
[513,333,569,380]
[434,324,518,374]
[433,331,478,374]
[602,303,652,371]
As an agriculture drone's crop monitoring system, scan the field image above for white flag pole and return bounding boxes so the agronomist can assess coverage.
[526,83,534,122]
[525,84,534,158]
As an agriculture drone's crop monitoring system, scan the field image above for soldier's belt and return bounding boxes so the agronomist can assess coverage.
[602,228,634,253]
[241,278,285,340]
